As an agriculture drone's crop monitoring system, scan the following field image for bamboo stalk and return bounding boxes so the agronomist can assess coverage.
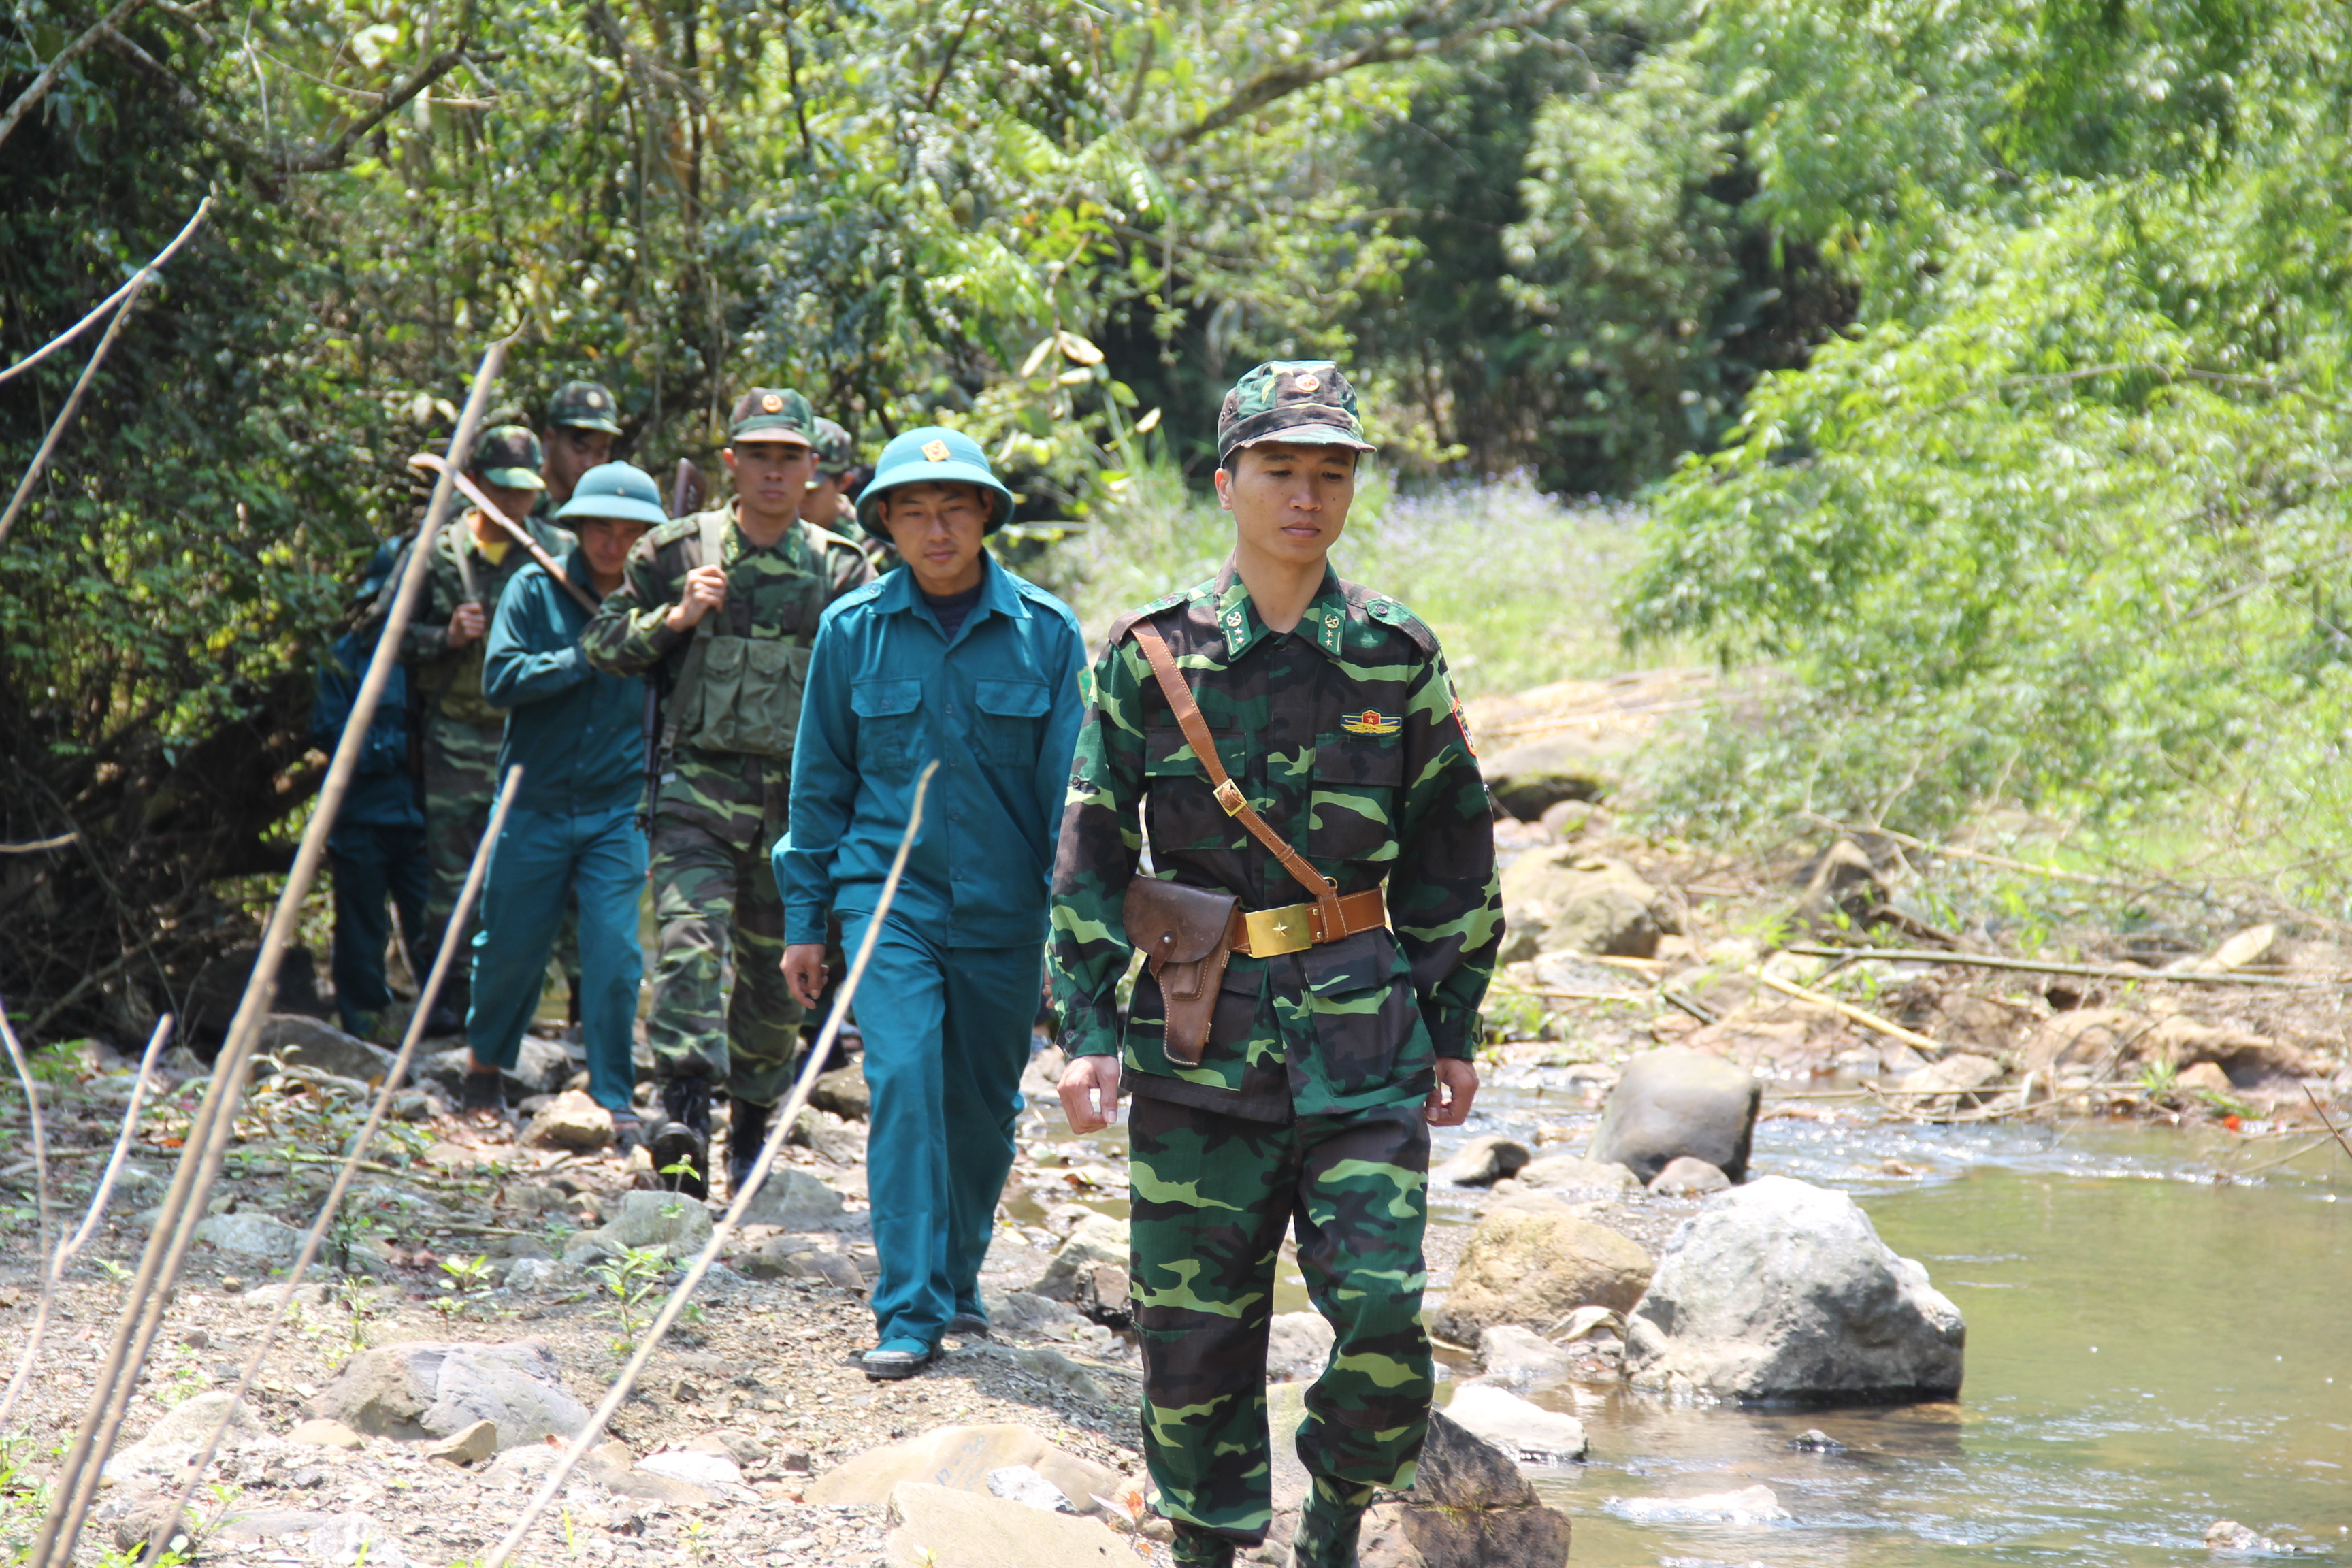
[1785,943,2325,989]
[1753,969,1950,1056]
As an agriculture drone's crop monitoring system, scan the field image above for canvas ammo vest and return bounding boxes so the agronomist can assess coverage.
[659,511,829,766]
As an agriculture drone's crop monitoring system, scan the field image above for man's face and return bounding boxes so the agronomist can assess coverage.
[800,473,847,524]
[574,516,649,583]
[723,438,817,525]
[474,480,540,525]
[1216,442,1357,564]
[542,425,615,504]
[881,483,989,591]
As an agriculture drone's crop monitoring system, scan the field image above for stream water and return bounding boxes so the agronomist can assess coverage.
[1026,1069,2352,1563]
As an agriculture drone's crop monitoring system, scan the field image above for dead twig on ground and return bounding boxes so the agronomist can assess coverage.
[1754,970,1951,1057]
[1784,943,2327,990]
[483,764,942,1568]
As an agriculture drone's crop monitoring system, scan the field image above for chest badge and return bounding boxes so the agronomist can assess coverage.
[1341,709,1402,736]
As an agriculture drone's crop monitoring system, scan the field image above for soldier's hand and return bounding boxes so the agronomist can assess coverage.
[446,601,487,647]
[666,565,729,632]
[781,943,829,1010]
[1058,1054,1123,1134]
[1424,1057,1478,1127]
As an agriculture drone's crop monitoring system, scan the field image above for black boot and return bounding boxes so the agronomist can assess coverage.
[727,1098,771,1198]
[650,1076,711,1200]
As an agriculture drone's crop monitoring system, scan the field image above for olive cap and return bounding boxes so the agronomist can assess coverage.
[728,387,815,446]
[1215,360,1375,468]
[857,426,1016,536]
[555,461,666,527]
[547,380,622,435]
[470,425,546,491]
[811,417,855,477]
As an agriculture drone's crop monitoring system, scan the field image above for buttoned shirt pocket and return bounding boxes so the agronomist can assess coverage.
[1298,929,1421,1101]
[1143,723,1243,850]
[973,678,1050,766]
[1309,736,1406,864]
[851,676,924,775]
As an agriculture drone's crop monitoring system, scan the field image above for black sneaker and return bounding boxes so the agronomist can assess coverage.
[726,1098,771,1198]
[460,1068,506,1122]
[610,1110,647,1158]
[650,1076,711,1200]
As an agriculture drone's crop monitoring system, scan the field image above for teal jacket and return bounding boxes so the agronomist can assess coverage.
[776,555,1086,949]
[483,556,646,817]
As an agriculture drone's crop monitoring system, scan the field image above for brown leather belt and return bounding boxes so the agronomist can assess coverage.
[1227,887,1387,958]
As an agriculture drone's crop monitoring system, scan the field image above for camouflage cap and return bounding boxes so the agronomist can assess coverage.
[1215,359,1375,468]
[546,380,622,435]
[728,387,815,446]
[810,417,855,477]
[468,425,546,490]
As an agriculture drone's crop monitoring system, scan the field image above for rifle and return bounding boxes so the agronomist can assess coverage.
[670,457,706,519]
[407,452,599,615]
[642,459,708,829]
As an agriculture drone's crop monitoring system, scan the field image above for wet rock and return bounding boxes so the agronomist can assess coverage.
[1647,1156,1731,1196]
[1514,1154,1642,1196]
[303,1339,589,1449]
[1501,849,1680,959]
[1788,1428,1846,1453]
[256,1015,397,1084]
[1354,1407,1574,1567]
[1481,736,1614,821]
[987,1463,1075,1512]
[2205,1518,2290,1554]
[421,1418,497,1465]
[1608,1485,1787,1524]
[1433,1134,1531,1188]
[1625,1176,1965,1402]
[1546,1304,1624,1343]
[885,1481,1134,1567]
[1266,1311,1335,1382]
[1894,1052,2004,1115]
[564,1188,715,1263]
[1443,1384,1587,1467]
[520,1089,613,1151]
[1431,1200,1653,1345]
[738,1167,848,1229]
[287,1418,364,1450]
[981,1288,1088,1337]
[1034,1213,1131,1324]
[810,1064,871,1121]
[1475,1325,1569,1387]
[1589,1045,1761,1183]
[808,1423,1122,1515]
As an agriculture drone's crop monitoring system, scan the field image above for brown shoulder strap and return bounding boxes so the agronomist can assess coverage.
[1132,621,1341,931]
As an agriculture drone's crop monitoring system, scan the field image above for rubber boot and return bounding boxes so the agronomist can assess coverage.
[649,1075,712,1200]
[1284,1479,1373,1568]
[1169,1522,1235,1568]
[727,1098,771,1198]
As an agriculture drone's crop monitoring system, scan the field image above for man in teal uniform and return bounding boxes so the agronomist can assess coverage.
[779,427,1086,1377]
[1048,363,1501,1567]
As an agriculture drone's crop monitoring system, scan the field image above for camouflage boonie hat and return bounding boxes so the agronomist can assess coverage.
[547,380,621,435]
[468,425,546,490]
[728,387,815,446]
[810,418,855,477]
[1215,359,1375,468]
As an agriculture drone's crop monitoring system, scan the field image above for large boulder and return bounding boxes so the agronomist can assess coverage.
[255,1016,397,1084]
[1475,1325,1568,1388]
[1481,736,1614,821]
[1624,1175,1965,1403]
[1442,1384,1587,1467]
[1589,1046,1761,1183]
[1432,1134,1531,1188]
[1430,1200,1653,1345]
[884,1482,1133,1567]
[1501,850,1680,959]
[303,1340,589,1450]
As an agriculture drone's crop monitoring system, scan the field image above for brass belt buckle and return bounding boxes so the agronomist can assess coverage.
[1244,902,1314,956]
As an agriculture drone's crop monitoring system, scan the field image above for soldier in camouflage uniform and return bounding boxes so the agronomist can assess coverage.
[581,388,872,1197]
[370,425,576,1034]
[1047,363,1501,1568]
[806,416,902,576]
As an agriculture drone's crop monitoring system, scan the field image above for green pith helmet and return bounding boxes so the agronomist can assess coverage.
[470,425,547,490]
[1215,360,1375,469]
[811,417,855,477]
[728,387,815,446]
[555,462,666,526]
[547,380,622,435]
[857,426,1017,536]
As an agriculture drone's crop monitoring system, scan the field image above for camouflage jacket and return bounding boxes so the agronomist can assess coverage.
[580,500,872,843]
[1047,563,1501,1122]
[368,510,576,735]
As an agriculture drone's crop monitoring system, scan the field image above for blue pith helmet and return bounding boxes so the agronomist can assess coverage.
[857,426,1017,536]
[555,462,666,527]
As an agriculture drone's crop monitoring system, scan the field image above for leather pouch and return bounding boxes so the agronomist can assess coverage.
[1123,877,1241,1066]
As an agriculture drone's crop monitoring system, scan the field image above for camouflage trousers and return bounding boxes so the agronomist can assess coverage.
[1128,1093,1433,1548]
[646,812,802,1106]
[420,717,503,1011]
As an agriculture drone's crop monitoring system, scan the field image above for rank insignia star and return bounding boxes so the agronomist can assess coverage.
[922,439,951,463]
[1340,709,1402,736]
[762,393,783,412]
